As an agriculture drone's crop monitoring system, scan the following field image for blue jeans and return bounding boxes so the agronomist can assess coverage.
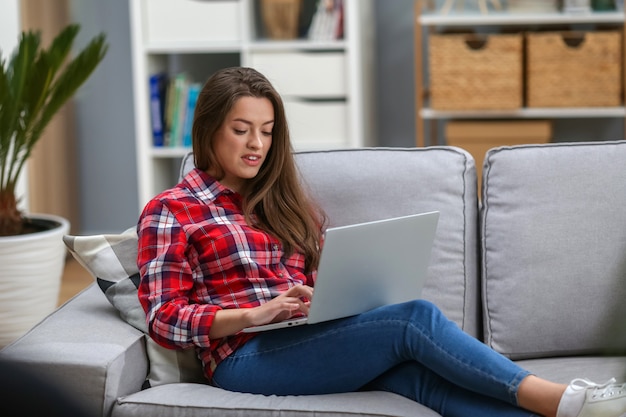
[212,300,537,417]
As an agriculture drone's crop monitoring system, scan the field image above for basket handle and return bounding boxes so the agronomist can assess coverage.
[560,31,586,48]
[463,34,489,50]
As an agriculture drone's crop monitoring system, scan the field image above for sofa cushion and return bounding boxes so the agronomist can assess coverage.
[63,229,206,388]
[181,148,480,337]
[113,383,439,417]
[481,141,626,359]
[295,148,481,337]
[515,356,626,385]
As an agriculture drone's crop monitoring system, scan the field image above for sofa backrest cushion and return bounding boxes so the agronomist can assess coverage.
[481,141,626,359]
[182,147,481,337]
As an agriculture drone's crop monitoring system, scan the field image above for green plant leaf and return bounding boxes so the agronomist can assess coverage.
[29,33,108,155]
[0,24,108,235]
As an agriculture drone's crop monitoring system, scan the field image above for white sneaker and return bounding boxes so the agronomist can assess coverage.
[557,378,626,417]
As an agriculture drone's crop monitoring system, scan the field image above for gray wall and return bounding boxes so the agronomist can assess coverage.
[70,0,623,234]
[71,0,138,234]
[374,0,416,147]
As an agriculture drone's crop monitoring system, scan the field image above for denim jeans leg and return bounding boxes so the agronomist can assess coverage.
[363,362,537,417]
[213,299,532,416]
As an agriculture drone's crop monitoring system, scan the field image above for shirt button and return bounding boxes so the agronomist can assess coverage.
[272,244,279,251]
[278,273,284,277]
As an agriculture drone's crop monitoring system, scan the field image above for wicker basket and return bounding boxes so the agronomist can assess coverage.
[261,0,302,40]
[428,33,523,110]
[526,31,622,107]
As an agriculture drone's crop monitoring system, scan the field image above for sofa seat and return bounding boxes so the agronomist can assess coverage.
[518,357,626,385]
[113,384,439,417]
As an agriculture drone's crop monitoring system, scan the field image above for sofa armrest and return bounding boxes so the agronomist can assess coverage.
[0,284,147,417]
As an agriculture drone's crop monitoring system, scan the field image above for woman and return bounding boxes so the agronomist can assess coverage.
[137,67,625,417]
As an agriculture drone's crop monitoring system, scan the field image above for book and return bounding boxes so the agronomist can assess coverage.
[181,83,201,148]
[168,73,189,147]
[307,1,325,41]
[163,76,177,146]
[148,73,167,146]
[335,0,344,39]
[308,0,343,41]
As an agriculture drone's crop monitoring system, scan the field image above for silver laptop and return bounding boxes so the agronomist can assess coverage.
[242,211,440,333]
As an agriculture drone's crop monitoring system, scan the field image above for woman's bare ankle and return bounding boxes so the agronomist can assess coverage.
[517,375,567,417]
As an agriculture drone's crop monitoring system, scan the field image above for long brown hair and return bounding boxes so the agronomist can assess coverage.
[192,67,325,273]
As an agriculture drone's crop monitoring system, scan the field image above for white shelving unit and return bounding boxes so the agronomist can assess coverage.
[130,0,374,207]
[414,1,626,146]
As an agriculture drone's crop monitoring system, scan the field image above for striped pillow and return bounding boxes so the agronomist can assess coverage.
[63,228,205,388]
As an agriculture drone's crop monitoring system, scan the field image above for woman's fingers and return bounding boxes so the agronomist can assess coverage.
[275,296,309,315]
[249,285,314,326]
[284,284,314,300]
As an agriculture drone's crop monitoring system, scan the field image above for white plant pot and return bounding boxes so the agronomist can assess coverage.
[0,213,70,347]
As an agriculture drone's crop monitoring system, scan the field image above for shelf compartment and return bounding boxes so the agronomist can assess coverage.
[147,53,241,82]
[249,50,347,97]
[143,0,242,44]
[285,99,349,150]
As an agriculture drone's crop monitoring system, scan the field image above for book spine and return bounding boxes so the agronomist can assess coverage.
[169,73,189,147]
[149,73,166,147]
[163,77,177,146]
[182,83,201,148]
[335,0,344,40]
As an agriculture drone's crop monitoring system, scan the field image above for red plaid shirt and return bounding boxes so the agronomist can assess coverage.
[137,168,316,380]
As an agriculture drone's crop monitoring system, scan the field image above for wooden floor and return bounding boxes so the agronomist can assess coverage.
[58,257,92,306]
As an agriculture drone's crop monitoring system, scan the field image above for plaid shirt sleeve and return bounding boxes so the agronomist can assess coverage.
[137,196,221,350]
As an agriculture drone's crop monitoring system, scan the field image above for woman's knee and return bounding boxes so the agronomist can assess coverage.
[403,298,442,317]
[396,299,457,332]
[373,299,444,324]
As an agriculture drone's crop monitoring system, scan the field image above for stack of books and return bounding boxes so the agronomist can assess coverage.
[308,0,344,41]
[149,72,201,148]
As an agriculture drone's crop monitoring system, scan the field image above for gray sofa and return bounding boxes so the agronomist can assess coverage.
[2,142,626,417]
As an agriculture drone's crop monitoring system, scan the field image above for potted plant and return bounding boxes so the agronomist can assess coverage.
[0,24,107,346]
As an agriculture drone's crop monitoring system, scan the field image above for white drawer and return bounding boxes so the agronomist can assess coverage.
[285,100,349,150]
[250,51,346,98]
[143,0,241,44]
